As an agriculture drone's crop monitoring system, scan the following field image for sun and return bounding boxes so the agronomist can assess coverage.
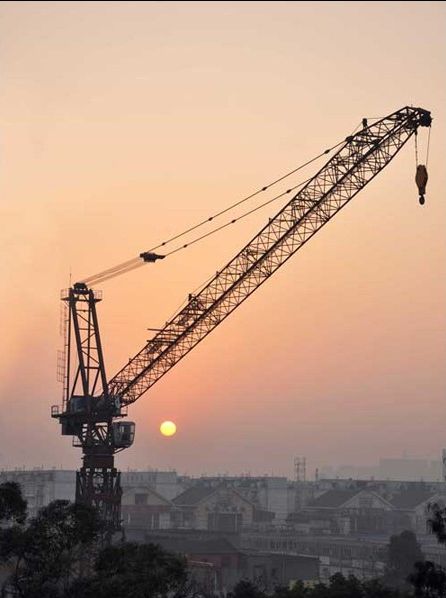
[160,420,177,437]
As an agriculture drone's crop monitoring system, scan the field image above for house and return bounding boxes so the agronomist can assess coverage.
[121,485,174,530]
[304,489,394,534]
[200,476,289,521]
[390,489,444,534]
[172,483,256,531]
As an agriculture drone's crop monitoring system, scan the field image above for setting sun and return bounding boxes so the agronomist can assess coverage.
[160,421,177,437]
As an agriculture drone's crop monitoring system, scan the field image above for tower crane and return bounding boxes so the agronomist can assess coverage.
[52,106,432,534]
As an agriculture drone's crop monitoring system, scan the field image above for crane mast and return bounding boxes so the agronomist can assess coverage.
[52,106,431,535]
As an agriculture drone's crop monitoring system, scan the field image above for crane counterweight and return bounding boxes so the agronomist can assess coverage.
[140,251,165,262]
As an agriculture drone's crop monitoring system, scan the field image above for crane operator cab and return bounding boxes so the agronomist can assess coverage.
[112,421,135,449]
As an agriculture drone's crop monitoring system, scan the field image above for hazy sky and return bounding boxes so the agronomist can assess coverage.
[1,1,445,478]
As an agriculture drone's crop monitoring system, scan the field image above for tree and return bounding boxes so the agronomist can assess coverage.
[273,582,309,598]
[427,503,446,545]
[0,481,28,596]
[0,481,27,524]
[361,578,408,598]
[407,503,446,598]
[1,499,104,598]
[271,574,407,598]
[409,560,446,598]
[383,530,424,590]
[0,490,191,598]
[0,485,194,598]
[230,580,267,598]
[70,541,189,598]
[327,573,364,598]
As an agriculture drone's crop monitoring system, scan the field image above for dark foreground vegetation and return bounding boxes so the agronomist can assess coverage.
[1,481,446,597]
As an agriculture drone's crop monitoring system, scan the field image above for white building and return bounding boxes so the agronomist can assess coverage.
[0,469,183,518]
[0,469,75,517]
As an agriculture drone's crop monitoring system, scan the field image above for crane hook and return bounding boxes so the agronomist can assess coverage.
[415,164,428,205]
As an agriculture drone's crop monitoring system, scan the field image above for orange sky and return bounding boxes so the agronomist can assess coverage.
[1,1,445,478]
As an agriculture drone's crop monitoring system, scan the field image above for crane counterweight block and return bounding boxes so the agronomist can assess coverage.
[140,251,165,262]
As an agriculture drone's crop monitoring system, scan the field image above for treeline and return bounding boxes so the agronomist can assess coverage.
[1,481,446,597]
[0,481,188,598]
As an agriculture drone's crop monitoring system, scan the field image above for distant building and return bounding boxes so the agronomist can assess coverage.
[172,483,257,532]
[132,530,319,592]
[390,488,444,534]
[0,469,183,519]
[305,488,393,535]
[121,485,173,530]
[191,476,289,522]
[319,457,442,482]
[379,458,442,482]
[121,470,183,500]
[288,482,446,537]
[0,470,75,517]
[242,530,386,581]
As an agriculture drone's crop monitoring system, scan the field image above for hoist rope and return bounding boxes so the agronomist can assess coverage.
[414,129,419,167]
[154,120,365,323]
[426,125,431,167]
[414,124,431,169]
[150,146,342,253]
[84,175,314,286]
[164,177,313,258]
[159,176,314,326]
[80,126,366,286]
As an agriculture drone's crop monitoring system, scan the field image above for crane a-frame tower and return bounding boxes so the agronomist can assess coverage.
[52,106,432,534]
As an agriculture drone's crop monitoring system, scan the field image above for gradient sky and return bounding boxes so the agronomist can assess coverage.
[1,1,445,478]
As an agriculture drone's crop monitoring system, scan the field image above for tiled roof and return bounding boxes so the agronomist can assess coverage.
[172,485,215,506]
[391,490,438,509]
[309,489,359,508]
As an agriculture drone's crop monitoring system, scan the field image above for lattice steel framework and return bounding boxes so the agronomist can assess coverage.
[63,285,108,404]
[53,285,122,535]
[53,106,431,535]
[108,106,431,406]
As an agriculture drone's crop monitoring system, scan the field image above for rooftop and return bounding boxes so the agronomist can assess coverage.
[391,489,440,509]
[173,485,215,506]
[309,489,359,508]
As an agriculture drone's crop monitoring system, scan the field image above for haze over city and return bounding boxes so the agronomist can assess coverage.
[1,1,445,480]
